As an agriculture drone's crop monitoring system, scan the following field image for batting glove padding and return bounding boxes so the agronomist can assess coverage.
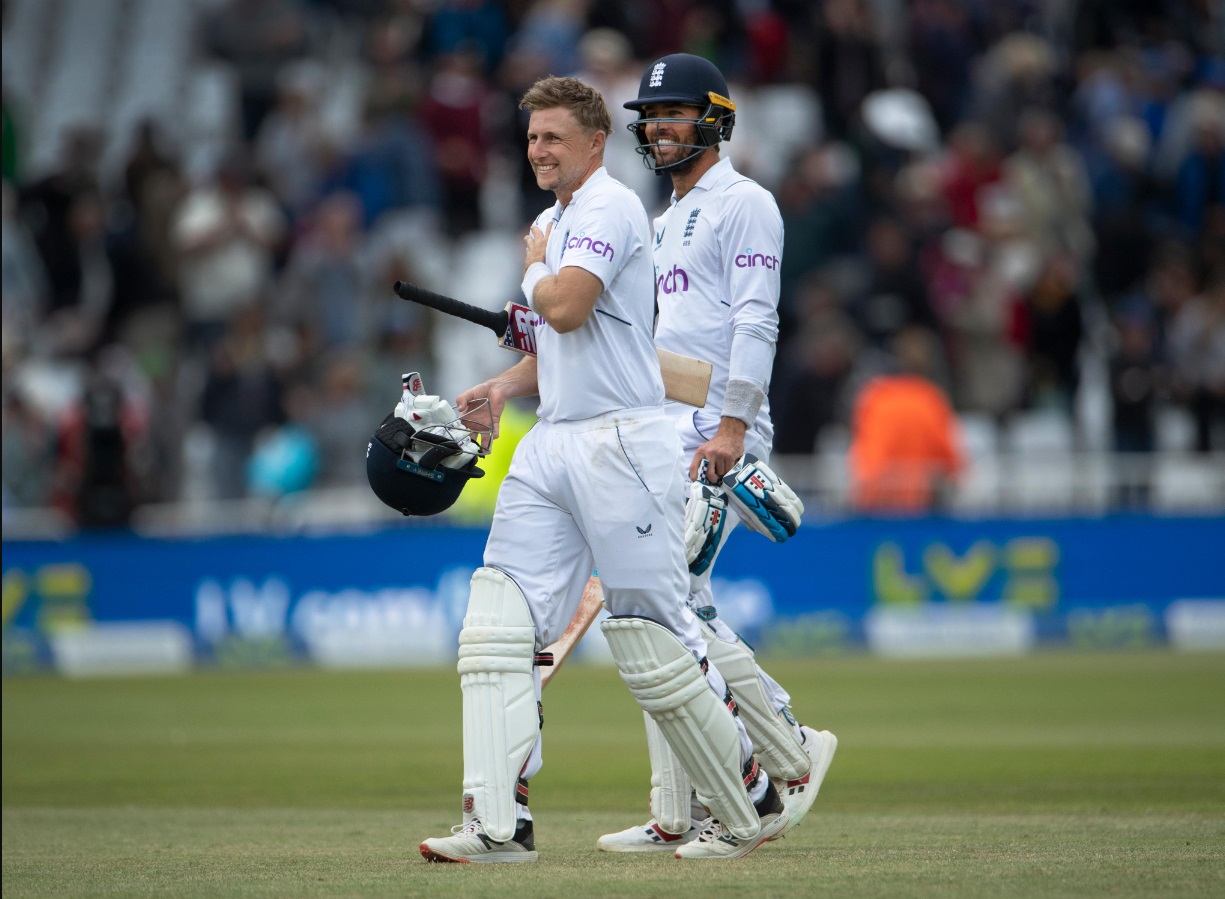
[682,481,728,576]
[722,454,804,542]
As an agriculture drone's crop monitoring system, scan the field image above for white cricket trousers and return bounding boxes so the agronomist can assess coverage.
[482,406,737,802]
[484,405,704,656]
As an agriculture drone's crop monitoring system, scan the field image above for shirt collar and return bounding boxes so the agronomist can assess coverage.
[562,165,609,210]
[670,156,735,205]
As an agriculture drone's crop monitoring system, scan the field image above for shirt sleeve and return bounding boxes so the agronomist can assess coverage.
[720,182,782,387]
[559,187,641,290]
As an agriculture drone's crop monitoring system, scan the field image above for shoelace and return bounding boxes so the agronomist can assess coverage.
[450,818,484,836]
[694,818,727,842]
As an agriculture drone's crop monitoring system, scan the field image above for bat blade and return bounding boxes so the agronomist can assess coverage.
[657,349,712,407]
[540,576,604,688]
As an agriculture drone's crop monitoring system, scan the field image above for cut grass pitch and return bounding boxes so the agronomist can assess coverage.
[4,650,1224,897]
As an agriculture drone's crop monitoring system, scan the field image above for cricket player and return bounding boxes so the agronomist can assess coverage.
[419,76,789,864]
[595,54,839,852]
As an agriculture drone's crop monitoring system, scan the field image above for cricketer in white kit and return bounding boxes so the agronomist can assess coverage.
[594,53,838,854]
[419,76,788,865]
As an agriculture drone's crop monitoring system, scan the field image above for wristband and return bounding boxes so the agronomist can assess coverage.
[520,262,550,308]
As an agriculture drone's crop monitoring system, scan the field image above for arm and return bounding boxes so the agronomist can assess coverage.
[689,187,783,483]
[521,222,602,333]
[455,356,538,451]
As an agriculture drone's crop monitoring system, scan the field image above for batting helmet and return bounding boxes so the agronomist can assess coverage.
[624,53,736,173]
[366,413,485,517]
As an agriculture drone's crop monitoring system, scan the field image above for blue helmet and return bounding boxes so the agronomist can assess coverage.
[624,53,736,174]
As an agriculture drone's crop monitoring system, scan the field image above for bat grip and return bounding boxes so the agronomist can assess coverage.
[393,281,508,334]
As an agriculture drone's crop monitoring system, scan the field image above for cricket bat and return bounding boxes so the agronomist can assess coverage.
[393,281,712,407]
[539,575,605,689]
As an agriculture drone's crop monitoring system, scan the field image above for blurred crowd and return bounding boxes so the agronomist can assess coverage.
[2,0,1224,527]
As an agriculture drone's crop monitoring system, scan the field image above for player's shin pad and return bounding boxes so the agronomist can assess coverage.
[723,454,804,542]
[459,567,539,842]
[705,635,810,781]
[644,711,694,834]
[601,617,759,840]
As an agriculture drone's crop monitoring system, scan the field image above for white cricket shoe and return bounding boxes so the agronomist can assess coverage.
[596,818,700,852]
[674,780,789,860]
[771,726,838,839]
[419,818,538,864]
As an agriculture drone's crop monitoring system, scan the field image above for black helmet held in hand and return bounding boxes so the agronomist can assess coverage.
[366,413,485,517]
[624,53,736,174]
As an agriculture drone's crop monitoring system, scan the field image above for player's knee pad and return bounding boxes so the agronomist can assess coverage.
[643,711,693,834]
[706,635,809,781]
[601,616,759,840]
[458,567,539,841]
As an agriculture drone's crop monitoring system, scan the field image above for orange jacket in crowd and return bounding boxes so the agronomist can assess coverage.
[849,374,965,511]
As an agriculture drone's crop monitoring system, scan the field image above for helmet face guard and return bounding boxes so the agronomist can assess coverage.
[624,54,736,174]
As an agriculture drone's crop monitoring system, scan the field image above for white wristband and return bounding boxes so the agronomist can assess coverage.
[521,262,550,308]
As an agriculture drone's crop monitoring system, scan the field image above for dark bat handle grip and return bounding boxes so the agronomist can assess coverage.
[393,281,509,334]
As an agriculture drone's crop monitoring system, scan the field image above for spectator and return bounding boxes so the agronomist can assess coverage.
[171,150,286,356]
[254,61,334,221]
[1108,300,1162,508]
[1088,115,1162,304]
[1,390,55,510]
[1166,267,1225,452]
[1003,107,1095,262]
[274,191,372,356]
[808,0,886,140]
[771,271,860,455]
[1173,92,1225,240]
[852,215,940,350]
[848,326,964,512]
[202,0,316,140]
[1023,252,1086,414]
[199,308,286,500]
[418,50,493,237]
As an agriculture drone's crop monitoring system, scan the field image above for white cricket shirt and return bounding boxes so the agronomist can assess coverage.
[526,166,664,423]
[652,156,782,447]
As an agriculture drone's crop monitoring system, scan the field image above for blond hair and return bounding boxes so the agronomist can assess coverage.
[519,76,612,136]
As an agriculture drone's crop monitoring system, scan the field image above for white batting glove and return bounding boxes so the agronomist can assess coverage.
[397,395,481,468]
[722,454,804,542]
[682,480,728,576]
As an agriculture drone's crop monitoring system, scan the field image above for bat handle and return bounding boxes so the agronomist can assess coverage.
[393,281,508,335]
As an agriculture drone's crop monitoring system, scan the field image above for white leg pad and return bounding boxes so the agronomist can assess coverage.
[459,567,538,842]
[706,635,810,781]
[644,711,694,834]
[602,616,760,840]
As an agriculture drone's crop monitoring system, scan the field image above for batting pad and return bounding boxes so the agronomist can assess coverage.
[644,711,694,834]
[706,636,810,781]
[602,617,760,840]
[458,567,538,842]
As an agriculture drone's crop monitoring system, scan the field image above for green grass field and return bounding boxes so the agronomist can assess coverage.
[3,650,1223,898]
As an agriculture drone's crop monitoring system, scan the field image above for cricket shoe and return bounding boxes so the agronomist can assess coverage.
[596,818,700,852]
[771,726,838,839]
[674,778,789,859]
[419,818,538,863]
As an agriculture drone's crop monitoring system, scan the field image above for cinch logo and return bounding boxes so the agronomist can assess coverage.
[656,264,689,294]
[649,61,666,87]
[567,233,615,260]
[735,248,779,269]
